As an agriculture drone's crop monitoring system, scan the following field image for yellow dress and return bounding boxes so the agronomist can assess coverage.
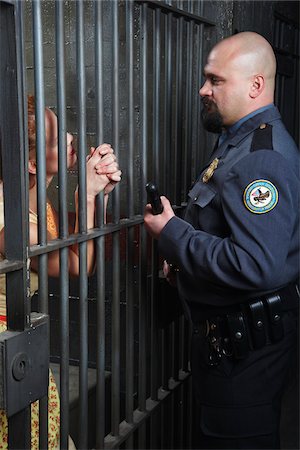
[0,192,60,449]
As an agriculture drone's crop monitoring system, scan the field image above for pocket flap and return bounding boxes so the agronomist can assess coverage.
[200,404,274,438]
[188,183,216,208]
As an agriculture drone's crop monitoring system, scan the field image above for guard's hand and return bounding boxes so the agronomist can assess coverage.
[144,196,175,240]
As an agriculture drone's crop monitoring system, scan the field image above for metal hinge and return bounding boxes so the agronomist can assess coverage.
[0,312,49,417]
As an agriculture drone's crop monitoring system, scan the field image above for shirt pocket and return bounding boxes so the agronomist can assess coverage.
[188,183,217,209]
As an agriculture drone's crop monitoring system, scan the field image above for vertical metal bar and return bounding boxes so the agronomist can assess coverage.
[76,1,88,448]
[186,374,193,448]
[153,8,160,183]
[172,319,179,381]
[149,9,161,447]
[184,5,193,193]
[126,2,135,448]
[94,1,106,448]
[111,0,120,437]
[32,0,48,312]
[150,4,160,404]
[32,1,49,447]
[174,13,183,204]
[138,3,148,448]
[195,9,204,176]
[161,325,169,390]
[0,0,31,447]
[55,1,70,448]
[164,9,172,197]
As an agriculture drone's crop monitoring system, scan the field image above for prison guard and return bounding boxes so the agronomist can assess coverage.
[158,104,299,449]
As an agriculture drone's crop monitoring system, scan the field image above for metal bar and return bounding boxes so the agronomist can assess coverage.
[104,372,190,449]
[94,1,106,447]
[0,260,25,274]
[29,216,145,255]
[164,7,172,197]
[161,327,169,390]
[195,16,204,177]
[172,319,179,381]
[138,4,148,448]
[111,0,120,437]
[127,0,134,219]
[186,375,193,449]
[153,7,160,182]
[184,13,193,192]
[55,1,70,448]
[125,2,135,444]
[150,5,161,405]
[174,13,183,204]
[135,0,215,26]
[32,0,48,314]
[76,1,88,448]
[0,0,31,447]
[56,0,68,240]
[150,9,162,432]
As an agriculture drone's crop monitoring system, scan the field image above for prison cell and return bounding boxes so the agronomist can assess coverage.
[0,0,216,448]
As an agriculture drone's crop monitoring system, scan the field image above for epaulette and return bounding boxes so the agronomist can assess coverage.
[250,123,273,152]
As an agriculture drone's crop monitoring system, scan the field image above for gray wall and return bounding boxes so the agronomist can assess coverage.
[23,0,299,213]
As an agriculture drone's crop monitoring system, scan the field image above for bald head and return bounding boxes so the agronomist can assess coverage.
[212,32,276,95]
[200,32,277,128]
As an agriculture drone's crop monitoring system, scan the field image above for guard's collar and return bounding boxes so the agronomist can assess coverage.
[225,105,280,148]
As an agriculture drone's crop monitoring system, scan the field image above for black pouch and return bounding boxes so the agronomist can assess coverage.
[265,294,284,342]
[226,312,250,359]
[248,300,267,349]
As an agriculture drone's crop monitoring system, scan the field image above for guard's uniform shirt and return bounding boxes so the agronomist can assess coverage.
[159,105,299,321]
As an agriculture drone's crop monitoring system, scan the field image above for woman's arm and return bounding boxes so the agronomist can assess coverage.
[32,144,121,277]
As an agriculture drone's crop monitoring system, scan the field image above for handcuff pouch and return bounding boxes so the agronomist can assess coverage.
[226,312,250,359]
[265,294,283,343]
[248,300,267,349]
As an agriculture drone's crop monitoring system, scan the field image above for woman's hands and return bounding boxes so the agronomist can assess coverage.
[86,144,121,198]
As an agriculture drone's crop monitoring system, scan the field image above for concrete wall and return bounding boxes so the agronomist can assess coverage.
[23,0,299,212]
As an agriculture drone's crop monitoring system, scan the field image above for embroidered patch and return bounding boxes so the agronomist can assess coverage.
[243,179,278,214]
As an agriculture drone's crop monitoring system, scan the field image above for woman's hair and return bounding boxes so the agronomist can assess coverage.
[0,95,36,180]
[28,94,36,159]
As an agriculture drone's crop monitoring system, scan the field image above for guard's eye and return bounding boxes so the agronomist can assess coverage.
[211,77,222,85]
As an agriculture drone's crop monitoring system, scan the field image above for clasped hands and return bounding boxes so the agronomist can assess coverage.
[86,143,121,197]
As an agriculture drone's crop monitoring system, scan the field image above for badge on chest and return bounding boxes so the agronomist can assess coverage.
[202,158,219,183]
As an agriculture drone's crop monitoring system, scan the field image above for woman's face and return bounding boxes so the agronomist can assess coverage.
[45,108,76,176]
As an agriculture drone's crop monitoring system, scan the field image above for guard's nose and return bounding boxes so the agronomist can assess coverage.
[199,80,212,97]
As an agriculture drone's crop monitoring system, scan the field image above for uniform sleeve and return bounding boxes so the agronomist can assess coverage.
[158,150,299,291]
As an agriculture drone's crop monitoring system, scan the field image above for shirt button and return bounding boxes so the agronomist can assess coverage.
[194,197,197,201]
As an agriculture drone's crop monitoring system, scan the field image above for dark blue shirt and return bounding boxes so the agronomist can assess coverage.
[158,105,299,319]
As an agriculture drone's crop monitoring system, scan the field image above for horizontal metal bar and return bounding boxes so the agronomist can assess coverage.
[0,260,24,274]
[29,204,185,257]
[135,0,215,26]
[29,216,145,256]
[104,370,191,449]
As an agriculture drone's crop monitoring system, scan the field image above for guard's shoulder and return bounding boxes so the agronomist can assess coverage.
[250,123,273,152]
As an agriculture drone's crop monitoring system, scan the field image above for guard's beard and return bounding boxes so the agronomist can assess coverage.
[201,98,224,134]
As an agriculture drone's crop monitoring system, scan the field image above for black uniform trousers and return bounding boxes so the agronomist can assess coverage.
[191,309,298,449]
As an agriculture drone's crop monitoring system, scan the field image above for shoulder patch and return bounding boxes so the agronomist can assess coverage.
[243,179,278,214]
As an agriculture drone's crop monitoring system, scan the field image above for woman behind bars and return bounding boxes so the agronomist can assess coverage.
[0,95,121,448]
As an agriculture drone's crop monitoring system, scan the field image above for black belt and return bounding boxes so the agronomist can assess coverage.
[192,282,299,365]
[193,282,299,321]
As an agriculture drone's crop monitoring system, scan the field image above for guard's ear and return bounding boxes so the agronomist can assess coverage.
[28,159,37,175]
[249,75,264,98]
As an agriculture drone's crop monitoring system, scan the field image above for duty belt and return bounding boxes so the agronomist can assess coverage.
[193,283,299,366]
